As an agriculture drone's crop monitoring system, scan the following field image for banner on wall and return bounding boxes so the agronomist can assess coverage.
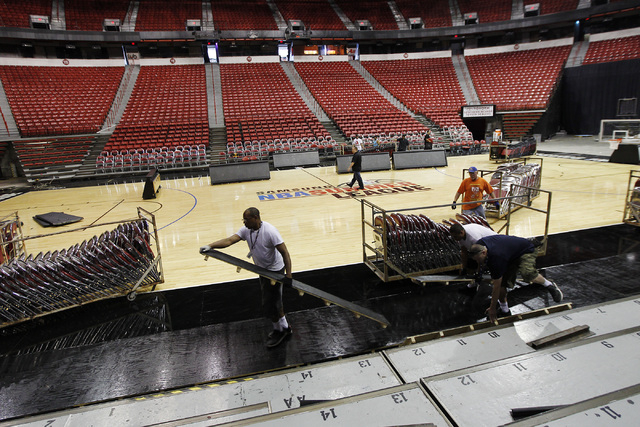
[461,104,496,119]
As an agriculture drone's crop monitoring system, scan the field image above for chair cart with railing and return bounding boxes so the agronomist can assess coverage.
[361,188,551,284]
[0,207,163,329]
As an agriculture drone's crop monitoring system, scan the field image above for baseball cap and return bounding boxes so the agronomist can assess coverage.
[468,166,478,173]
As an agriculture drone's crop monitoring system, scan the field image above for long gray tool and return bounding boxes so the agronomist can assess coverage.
[411,273,492,286]
[202,249,390,328]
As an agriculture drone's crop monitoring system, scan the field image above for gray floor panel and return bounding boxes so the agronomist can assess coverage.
[0,354,401,427]
[150,403,271,427]
[12,403,272,427]
[424,328,640,427]
[512,296,640,343]
[385,296,640,384]
[505,384,640,426]
[385,326,536,383]
[217,383,452,427]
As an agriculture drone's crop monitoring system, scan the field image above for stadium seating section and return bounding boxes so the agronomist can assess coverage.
[0,0,50,29]
[274,0,345,31]
[211,0,278,30]
[294,61,426,138]
[466,45,572,111]
[0,0,629,33]
[221,62,329,142]
[523,0,579,16]
[582,35,640,65]
[104,65,208,157]
[135,0,201,32]
[501,112,544,140]
[361,57,466,129]
[457,0,512,24]
[219,62,336,162]
[394,0,453,28]
[65,0,130,31]
[334,0,398,31]
[0,0,638,172]
[0,66,124,137]
[13,136,93,170]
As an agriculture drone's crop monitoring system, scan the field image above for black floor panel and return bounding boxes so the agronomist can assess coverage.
[1,224,640,421]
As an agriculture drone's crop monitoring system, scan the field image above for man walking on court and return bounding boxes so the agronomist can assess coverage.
[347,144,364,190]
[468,234,563,323]
[452,166,499,218]
[200,207,293,348]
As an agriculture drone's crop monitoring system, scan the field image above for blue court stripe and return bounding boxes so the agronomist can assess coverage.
[157,187,197,231]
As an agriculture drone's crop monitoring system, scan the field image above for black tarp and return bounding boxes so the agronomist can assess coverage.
[562,58,640,135]
[33,212,83,227]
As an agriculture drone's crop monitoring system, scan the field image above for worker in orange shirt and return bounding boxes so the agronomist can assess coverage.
[452,166,500,219]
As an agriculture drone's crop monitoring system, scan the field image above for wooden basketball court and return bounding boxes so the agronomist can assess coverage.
[2,145,640,424]
[0,151,635,290]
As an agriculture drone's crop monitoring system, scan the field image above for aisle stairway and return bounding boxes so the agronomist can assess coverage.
[0,78,19,139]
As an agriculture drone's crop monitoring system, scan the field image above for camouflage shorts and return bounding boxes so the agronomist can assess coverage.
[503,251,539,288]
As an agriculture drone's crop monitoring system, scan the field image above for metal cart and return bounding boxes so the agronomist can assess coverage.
[623,170,640,227]
[0,207,163,329]
[360,189,552,284]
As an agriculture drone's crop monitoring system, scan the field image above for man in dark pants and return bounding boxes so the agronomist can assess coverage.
[424,131,433,150]
[469,234,563,323]
[347,145,364,190]
[200,207,293,348]
[397,134,409,151]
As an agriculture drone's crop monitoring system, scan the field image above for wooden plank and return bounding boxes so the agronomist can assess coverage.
[202,249,390,328]
[528,324,591,349]
[410,273,492,285]
[410,274,473,285]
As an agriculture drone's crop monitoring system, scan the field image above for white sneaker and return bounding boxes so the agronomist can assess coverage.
[546,281,563,303]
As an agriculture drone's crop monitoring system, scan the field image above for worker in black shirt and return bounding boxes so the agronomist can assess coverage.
[397,134,409,151]
[347,145,364,190]
[424,131,433,150]
[469,235,563,322]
